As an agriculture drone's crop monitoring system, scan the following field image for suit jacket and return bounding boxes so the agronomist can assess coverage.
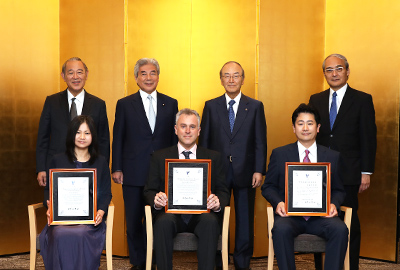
[261,142,346,212]
[112,91,178,186]
[309,85,377,185]
[45,153,112,214]
[36,89,110,173]
[143,145,230,218]
[199,94,267,188]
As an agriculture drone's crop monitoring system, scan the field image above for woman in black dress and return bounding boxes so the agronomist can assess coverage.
[39,115,112,270]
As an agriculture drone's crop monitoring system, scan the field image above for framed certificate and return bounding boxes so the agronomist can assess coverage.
[285,162,331,216]
[49,168,97,225]
[165,159,211,214]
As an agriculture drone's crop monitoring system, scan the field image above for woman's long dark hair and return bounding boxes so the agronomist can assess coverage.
[65,115,99,164]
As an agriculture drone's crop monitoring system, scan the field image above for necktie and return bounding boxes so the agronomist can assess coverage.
[329,92,337,130]
[228,100,236,133]
[303,149,311,163]
[182,151,192,159]
[181,150,193,224]
[148,95,156,133]
[70,98,77,120]
[303,149,311,221]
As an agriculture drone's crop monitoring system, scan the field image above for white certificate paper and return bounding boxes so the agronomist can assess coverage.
[172,167,204,205]
[58,177,89,216]
[292,170,322,208]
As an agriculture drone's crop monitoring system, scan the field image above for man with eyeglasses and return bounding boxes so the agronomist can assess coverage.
[199,61,267,270]
[309,54,377,270]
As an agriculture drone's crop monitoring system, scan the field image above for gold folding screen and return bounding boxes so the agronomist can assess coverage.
[0,0,399,262]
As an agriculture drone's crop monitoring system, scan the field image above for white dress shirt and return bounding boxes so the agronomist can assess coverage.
[139,89,157,121]
[67,89,85,116]
[329,84,347,113]
[225,92,242,118]
[297,141,317,163]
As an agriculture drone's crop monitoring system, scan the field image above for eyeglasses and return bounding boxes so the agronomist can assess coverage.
[324,67,345,74]
[221,75,242,81]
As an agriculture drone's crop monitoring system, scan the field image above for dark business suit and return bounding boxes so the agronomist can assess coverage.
[112,91,178,266]
[143,145,230,270]
[261,143,348,270]
[199,93,267,268]
[309,85,377,269]
[36,89,110,173]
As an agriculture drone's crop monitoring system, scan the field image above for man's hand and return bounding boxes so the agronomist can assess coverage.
[252,172,263,188]
[112,171,123,184]
[359,174,370,193]
[207,194,221,211]
[325,204,338,218]
[275,202,288,217]
[37,171,47,186]
[154,192,168,208]
[95,210,105,226]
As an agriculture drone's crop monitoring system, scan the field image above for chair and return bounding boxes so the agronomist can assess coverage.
[145,205,230,270]
[267,205,352,270]
[28,201,114,270]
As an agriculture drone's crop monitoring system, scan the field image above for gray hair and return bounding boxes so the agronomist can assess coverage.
[219,61,245,79]
[134,58,160,78]
[322,54,349,70]
[176,108,201,127]
[62,57,88,74]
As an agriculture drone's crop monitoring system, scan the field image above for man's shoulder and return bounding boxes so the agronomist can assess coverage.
[156,91,178,103]
[317,144,340,158]
[204,94,225,105]
[346,86,373,99]
[241,94,263,106]
[85,91,106,103]
[152,145,177,158]
[310,89,330,99]
[45,89,67,100]
[197,146,221,158]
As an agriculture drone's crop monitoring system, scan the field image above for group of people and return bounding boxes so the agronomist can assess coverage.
[35,54,376,270]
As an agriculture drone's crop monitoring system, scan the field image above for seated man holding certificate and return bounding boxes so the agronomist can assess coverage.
[261,103,348,270]
[39,115,112,270]
[143,108,230,270]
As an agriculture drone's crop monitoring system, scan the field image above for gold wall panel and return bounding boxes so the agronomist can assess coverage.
[59,0,127,255]
[325,0,400,262]
[0,0,59,254]
[257,0,326,256]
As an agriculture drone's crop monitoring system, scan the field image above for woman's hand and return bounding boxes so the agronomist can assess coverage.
[95,210,105,226]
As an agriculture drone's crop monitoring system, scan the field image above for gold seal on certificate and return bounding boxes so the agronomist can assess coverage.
[49,168,97,225]
[165,159,211,214]
[285,162,331,216]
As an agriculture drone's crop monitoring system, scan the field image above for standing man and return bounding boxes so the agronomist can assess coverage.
[144,108,230,270]
[309,54,377,270]
[112,58,178,269]
[199,61,267,270]
[36,57,110,187]
[261,103,348,270]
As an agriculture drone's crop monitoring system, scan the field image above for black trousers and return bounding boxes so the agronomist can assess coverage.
[153,212,221,270]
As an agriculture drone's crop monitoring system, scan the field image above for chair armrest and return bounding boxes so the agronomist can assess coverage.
[28,203,45,245]
[145,205,153,270]
[340,206,352,231]
[267,204,274,239]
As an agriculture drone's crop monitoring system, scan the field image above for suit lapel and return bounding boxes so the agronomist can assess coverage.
[131,91,152,132]
[316,144,327,162]
[216,95,231,137]
[60,89,71,123]
[285,143,300,162]
[232,95,249,138]
[333,86,355,130]
[155,92,167,133]
[82,91,92,115]
[168,145,180,159]
[318,90,331,131]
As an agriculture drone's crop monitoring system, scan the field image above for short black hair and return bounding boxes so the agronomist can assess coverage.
[65,115,99,164]
[292,103,321,125]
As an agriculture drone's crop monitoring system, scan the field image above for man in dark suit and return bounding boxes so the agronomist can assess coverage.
[309,54,377,270]
[144,108,230,270]
[112,58,178,269]
[36,57,110,187]
[261,103,348,270]
[199,61,267,270]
